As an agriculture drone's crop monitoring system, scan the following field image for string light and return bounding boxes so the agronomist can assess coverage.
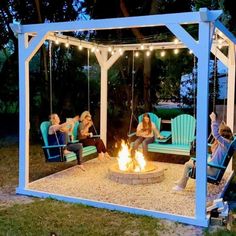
[160,50,166,57]
[174,38,179,44]
[65,37,69,48]
[174,49,179,54]
[140,44,144,50]
[135,51,139,57]
[146,51,151,57]
[78,45,83,50]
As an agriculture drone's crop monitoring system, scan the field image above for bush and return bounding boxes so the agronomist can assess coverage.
[154,108,193,120]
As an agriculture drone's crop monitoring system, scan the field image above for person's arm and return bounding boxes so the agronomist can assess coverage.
[210,112,229,147]
[79,122,91,137]
[152,123,164,139]
[136,123,145,137]
[48,121,72,134]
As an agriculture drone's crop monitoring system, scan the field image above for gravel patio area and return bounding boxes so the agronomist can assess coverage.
[28,158,230,217]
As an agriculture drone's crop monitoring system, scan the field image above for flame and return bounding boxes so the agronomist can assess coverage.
[117,140,146,172]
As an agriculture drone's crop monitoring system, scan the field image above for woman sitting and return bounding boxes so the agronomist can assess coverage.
[131,113,163,159]
[78,111,110,161]
[172,112,233,191]
[48,113,85,171]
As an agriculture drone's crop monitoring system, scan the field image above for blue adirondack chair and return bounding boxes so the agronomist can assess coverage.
[190,137,236,185]
[40,121,98,162]
[40,121,77,162]
[148,114,196,156]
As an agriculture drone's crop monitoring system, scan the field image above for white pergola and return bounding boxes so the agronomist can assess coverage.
[11,8,236,227]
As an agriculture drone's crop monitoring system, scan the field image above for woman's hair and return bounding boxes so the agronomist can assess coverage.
[142,113,152,134]
[211,123,233,153]
[219,123,233,140]
[80,111,91,122]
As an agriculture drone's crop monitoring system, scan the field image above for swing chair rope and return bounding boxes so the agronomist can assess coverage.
[128,51,137,135]
[87,48,98,135]
[49,41,53,114]
[87,49,90,112]
[192,55,197,119]
[212,53,217,113]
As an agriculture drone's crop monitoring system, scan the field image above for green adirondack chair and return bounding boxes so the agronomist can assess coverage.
[190,137,236,185]
[148,114,196,156]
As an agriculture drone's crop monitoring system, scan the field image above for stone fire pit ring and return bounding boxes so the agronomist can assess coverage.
[108,162,164,185]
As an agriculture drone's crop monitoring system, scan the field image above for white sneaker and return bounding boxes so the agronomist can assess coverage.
[172,185,184,192]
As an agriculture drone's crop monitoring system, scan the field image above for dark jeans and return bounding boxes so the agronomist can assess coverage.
[67,143,83,165]
[80,138,106,154]
[131,136,155,158]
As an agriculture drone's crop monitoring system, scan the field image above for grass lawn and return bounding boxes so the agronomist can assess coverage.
[0,141,236,235]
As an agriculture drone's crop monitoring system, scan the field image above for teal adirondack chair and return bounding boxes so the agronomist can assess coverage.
[138,112,171,141]
[138,113,161,131]
[40,121,77,162]
[148,114,196,156]
[190,137,236,185]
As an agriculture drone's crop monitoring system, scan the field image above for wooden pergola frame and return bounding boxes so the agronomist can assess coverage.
[11,8,236,227]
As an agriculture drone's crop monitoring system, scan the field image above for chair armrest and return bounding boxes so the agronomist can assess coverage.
[128,132,136,138]
[42,144,66,149]
[207,163,226,170]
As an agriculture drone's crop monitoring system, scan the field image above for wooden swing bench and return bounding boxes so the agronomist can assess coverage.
[131,113,196,157]
[40,121,97,163]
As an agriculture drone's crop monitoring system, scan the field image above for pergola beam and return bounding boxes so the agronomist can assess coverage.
[13,9,221,34]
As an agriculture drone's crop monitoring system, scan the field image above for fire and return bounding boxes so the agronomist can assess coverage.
[117,140,146,172]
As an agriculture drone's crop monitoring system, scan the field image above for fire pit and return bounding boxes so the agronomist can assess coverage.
[108,141,164,185]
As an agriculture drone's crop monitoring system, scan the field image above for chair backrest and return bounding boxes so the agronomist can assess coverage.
[138,113,161,131]
[72,121,80,140]
[210,137,236,184]
[40,121,51,146]
[171,114,196,145]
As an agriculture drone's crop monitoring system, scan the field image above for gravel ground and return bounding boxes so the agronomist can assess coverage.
[28,158,230,218]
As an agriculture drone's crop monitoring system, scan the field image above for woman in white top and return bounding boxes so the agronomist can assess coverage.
[131,113,163,158]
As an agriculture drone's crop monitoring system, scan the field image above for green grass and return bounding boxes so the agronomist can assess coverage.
[0,199,166,236]
[0,142,236,235]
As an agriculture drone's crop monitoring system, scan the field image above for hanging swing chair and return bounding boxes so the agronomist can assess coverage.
[40,42,97,162]
[189,51,235,185]
[127,50,172,144]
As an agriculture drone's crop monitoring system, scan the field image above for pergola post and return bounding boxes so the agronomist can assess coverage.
[195,21,211,222]
[227,42,236,131]
[17,33,30,190]
[99,49,109,144]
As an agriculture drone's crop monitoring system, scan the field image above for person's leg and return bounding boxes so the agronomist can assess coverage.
[173,160,194,190]
[67,143,83,166]
[95,138,106,153]
[142,136,154,158]
[131,137,145,158]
